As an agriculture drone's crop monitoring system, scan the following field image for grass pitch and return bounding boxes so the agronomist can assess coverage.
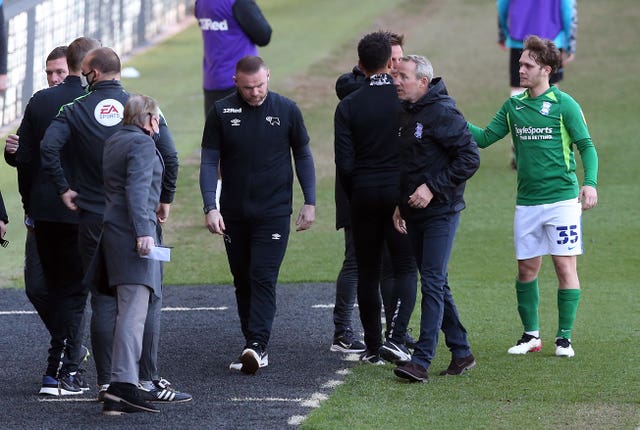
[0,0,638,428]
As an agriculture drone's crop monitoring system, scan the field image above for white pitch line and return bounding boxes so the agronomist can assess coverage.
[311,303,358,309]
[288,416,306,426]
[0,306,227,316]
[38,397,97,402]
[320,380,343,389]
[311,304,334,309]
[0,310,37,315]
[230,397,303,403]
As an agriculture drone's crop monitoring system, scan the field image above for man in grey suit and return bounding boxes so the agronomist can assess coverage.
[100,95,167,415]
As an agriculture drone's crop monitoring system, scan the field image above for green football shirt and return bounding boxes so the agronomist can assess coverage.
[469,86,598,206]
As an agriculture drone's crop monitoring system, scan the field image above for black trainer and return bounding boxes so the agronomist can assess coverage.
[380,339,412,364]
[330,331,366,354]
[138,378,192,403]
[38,373,82,396]
[103,382,159,414]
[72,369,90,391]
[240,342,269,375]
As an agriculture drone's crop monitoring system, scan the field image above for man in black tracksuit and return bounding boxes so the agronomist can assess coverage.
[392,55,479,382]
[40,47,189,402]
[332,33,417,355]
[200,55,316,375]
[334,32,417,365]
[16,37,100,395]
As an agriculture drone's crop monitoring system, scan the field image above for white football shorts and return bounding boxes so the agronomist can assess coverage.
[514,198,582,260]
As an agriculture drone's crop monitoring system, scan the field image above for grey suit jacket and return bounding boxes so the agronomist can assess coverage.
[101,125,164,295]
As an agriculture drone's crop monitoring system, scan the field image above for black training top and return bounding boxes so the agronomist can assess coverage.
[41,80,178,216]
[334,73,401,199]
[200,90,315,221]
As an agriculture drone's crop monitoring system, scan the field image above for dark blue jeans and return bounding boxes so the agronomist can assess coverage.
[223,216,290,350]
[407,212,472,369]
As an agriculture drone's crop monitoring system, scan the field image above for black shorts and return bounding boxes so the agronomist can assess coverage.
[509,48,564,88]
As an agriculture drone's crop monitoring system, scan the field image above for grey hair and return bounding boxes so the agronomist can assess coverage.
[402,54,434,81]
[123,94,160,127]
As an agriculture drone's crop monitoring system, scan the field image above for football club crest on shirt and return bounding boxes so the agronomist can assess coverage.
[540,101,552,116]
[266,116,280,126]
[414,122,423,139]
[94,99,124,127]
[230,118,241,127]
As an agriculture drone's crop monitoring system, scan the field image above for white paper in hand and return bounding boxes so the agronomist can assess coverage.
[140,246,171,262]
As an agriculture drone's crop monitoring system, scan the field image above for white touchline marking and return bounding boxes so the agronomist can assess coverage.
[288,416,306,426]
[161,306,228,311]
[342,353,361,362]
[320,380,343,389]
[0,310,37,315]
[0,307,228,316]
[38,397,97,402]
[301,392,328,408]
[311,303,358,309]
[231,397,303,402]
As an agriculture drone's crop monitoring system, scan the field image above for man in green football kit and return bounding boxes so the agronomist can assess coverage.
[468,36,598,358]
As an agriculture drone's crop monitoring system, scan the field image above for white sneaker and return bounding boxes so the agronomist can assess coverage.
[555,338,575,357]
[507,333,542,354]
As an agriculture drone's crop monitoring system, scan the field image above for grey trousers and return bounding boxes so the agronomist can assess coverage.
[111,284,151,384]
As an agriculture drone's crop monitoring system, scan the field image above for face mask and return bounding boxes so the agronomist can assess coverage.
[151,132,161,144]
[82,69,97,90]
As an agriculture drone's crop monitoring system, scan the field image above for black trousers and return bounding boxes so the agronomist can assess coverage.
[223,216,290,350]
[34,220,86,376]
[350,185,417,353]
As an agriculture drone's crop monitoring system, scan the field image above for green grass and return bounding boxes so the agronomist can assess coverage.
[1,0,639,427]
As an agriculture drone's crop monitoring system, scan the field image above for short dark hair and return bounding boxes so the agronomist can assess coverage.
[46,46,67,63]
[66,37,101,72]
[357,31,391,73]
[236,55,267,74]
[523,35,562,73]
[386,31,404,47]
[86,47,121,74]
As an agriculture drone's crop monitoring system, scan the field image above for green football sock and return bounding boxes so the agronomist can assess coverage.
[557,288,581,339]
[515,278,539,332]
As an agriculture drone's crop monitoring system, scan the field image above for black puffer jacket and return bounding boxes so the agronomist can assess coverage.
[398,77,480,220]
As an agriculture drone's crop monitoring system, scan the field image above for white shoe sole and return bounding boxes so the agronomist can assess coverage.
[39,386,82,396]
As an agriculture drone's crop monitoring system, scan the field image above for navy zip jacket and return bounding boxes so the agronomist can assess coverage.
[398,77,480,220]
[41,80,178,216]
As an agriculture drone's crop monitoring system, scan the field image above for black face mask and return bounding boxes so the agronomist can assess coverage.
[151,132,160,144]
[82,69,97,90]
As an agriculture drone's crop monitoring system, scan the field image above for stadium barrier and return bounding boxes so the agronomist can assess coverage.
[1,0,193,130]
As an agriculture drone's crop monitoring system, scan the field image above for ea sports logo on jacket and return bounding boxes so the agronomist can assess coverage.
[94,99,124,127]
